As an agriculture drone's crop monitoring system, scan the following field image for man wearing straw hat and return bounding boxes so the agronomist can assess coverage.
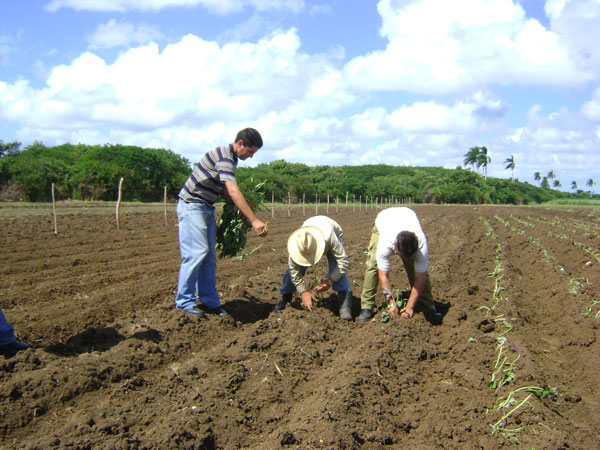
[358,207,442,324]
[274,216,353,320]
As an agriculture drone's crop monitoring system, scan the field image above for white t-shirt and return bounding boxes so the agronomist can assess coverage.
[375,207,428,273]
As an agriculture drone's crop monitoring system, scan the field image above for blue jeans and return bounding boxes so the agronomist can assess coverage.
[0,307,16,346]
[174,200,221,311]
[280,253,351,295]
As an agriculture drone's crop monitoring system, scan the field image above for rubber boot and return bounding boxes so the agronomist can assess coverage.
[339,291,353,321]
[273,293,293,312]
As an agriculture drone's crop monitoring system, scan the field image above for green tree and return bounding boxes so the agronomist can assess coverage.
[547,170,556,181]
[552,179,561,188]
[503,155,515,182]
[541,176,550,189]
[571,180,577,191]
[476,146,491,179]
[0,140,21,157]
[534,171,541,185]
[463,147,480,171]
[586,178,596,197]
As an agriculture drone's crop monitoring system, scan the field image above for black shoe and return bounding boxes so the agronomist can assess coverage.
[207,307,229,317]
[182,306,206,319]
[0,340,29,358]
[273,294,293,312]
[358,308,375,323]
[339,292,353,321]
[424,307,443,325]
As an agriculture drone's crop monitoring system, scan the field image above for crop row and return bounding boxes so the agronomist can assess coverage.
[494,215,598,319]
[478,217,557,442]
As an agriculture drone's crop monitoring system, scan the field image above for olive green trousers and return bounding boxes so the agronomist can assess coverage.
[360,223,435,311]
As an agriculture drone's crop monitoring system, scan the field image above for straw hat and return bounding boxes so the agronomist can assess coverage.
[287,226,326,267]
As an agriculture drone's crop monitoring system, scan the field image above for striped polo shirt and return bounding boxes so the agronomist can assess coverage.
[178,144,238,205]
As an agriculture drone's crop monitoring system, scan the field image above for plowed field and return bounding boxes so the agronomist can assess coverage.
[1,203,599,449]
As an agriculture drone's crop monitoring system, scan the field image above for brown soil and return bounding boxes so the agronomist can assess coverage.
[1,203,599,449]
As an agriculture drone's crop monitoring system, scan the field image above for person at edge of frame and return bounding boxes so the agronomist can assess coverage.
[273,216,354,320]
[0,306,29,358]
[358,207,443,325]
[174,128,268,319]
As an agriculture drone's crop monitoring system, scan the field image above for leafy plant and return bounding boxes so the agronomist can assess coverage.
[216,179,266,259]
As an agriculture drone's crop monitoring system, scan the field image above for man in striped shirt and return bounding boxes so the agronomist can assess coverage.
[175,128,268,319]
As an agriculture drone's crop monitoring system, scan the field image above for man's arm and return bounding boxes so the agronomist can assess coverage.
[223,181,267,236]
[401,271,426,318]
[378,269,398,316]
[289,258,315,310]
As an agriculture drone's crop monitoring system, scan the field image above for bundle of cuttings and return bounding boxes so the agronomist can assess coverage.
[216,179,267,259]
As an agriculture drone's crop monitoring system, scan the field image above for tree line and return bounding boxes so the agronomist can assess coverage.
[0,140,190,202]
[464,146,596,197]
[236,160,587,205]
[0,140,593,204]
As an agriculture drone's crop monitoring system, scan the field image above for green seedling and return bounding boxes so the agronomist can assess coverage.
[584,300,600,319]
[495,386,558,409]
[489,394,532,436]
[489,354,520,390]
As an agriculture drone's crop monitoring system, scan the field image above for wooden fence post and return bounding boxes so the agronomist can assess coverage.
[336,194,339,213]
[353,194,356,212]
[116,177,124,230]
[163,186,168,226]
[315,195,319,215]
[51,183,58,234]
[327,194,329,214]
[271,191,275,218]
[302,192,306,216]
[288,191,291,217]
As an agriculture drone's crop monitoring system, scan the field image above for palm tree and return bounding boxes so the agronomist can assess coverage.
[534,172,541,185]
[463,147,480,171]
[552,179,561,188]
[547,170,556,181]
[541,177,550,189]
[571,181,578,191]
[586,178,596,197]
[476,146,491,179]
[503,155,515,182]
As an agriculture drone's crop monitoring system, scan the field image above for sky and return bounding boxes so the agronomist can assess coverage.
[1,0,599,192]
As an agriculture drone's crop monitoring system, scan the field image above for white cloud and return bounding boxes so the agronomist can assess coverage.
[87,19,164,49]
[0,29,22,66]
[0,29,354,163]
[343,0,591,95]
[45,0,304,14]
[581,87,600,121]
[546,0,600,71]
[492,102,600,185]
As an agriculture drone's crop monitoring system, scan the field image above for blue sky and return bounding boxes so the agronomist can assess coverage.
[1,0,599,192]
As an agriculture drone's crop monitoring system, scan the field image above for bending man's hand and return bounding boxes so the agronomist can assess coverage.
[399,307,414,319]
[315,278,332,293]
[301,291,314,310]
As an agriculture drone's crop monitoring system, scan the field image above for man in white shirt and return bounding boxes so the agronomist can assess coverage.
[358,207,442,324]
[274,216,353,320]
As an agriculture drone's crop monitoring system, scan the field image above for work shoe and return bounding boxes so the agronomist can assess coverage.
[0,339,29,358]
[273,293,293,312]
[182,306,206,319]
[207,307,229,317]
[423,307,443,325]
[358,308,375,323]
[338,291,353,321]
